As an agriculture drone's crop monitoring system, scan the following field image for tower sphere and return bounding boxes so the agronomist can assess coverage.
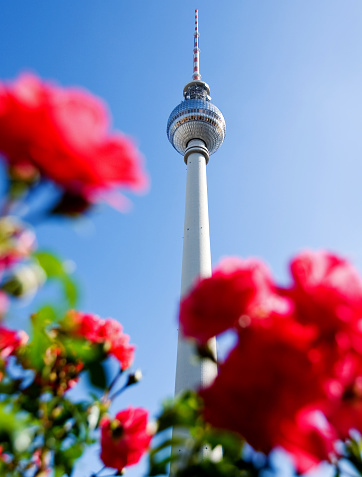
[167,80,226,157]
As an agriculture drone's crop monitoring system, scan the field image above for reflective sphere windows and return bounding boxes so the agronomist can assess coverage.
[167,99,226,156]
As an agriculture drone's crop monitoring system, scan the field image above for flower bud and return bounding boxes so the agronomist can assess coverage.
[8,162,40,185]
[2,263,46,297]
[196,342,217,363]
[0,217,36,265]
[87,405,100,430]
[126,369,142,387]
[146,420,157,436]
[14,429,31,452]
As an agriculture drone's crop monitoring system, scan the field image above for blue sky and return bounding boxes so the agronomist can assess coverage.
[1,1,362,476]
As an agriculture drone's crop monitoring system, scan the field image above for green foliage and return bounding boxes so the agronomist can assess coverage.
[0,404,35,453]
[0,302,132,476]
[27,307,54,370]
[0,103,147,477]
[33,250,79,309]
[148,391,257,477]
[157,391,203,432]
[342,437,362,475]
[87,361,107,389]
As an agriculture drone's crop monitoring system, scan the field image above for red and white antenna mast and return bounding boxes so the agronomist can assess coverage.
[192,9,201,81]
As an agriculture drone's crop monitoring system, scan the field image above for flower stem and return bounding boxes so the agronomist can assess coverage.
[90,466,106,476]
[108,369,124,393]
[108,379,131,401]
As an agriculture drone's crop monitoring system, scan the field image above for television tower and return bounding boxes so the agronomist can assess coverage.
[167,10,226,399]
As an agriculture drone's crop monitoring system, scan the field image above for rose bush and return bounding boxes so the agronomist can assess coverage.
[0,73,152,477]
[62,310,135,370]
[177,251,362,473]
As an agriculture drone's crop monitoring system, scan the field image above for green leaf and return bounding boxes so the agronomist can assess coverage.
[149,437,184,457]
[33,250,79,308]
[33,251,65,278]
[87,361,107,389]
[0,404,37,455]
[54,465,66,477]
[63,338,105,365]
[34,305,57,326]
[148,456,172,476]
[63,276,78,308]
[178,460,243,477]
[62,442,84,462]
[27,308,53,369]
[157,391,203,432]
[54,442,84,476]
[203,429,243,460]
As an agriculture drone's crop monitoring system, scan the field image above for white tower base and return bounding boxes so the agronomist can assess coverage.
[176,139,218,394]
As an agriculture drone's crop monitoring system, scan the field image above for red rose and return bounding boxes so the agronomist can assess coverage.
[100,407,152,471]
[99,319,135,370]
[179,257,291,344]
[64,311,135,370]
[287,251,362,405]
[278,409,336,473]
[200,321,323,453]
[65,310,104,343]
[288,251,362,336]
[0,73,148,205]
[322,355,362,438]
[0,326,28,359]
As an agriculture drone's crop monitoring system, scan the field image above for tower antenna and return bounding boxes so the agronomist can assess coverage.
[193,9,201,81]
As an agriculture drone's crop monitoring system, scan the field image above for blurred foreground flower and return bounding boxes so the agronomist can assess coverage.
[0,73,148,213]
[0,325,27,382]
[100,407,152,471]
[0,216,35,271]
[0,325,28,359]
[179,250,362,473]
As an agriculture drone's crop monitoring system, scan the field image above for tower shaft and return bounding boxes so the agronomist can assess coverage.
[175,139,218,396]
[180,140,211,299]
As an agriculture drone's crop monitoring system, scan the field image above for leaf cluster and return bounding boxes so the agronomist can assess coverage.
[147,391,268,477]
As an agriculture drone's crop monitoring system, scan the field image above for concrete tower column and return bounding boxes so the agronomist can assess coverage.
[175,139,218,395]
